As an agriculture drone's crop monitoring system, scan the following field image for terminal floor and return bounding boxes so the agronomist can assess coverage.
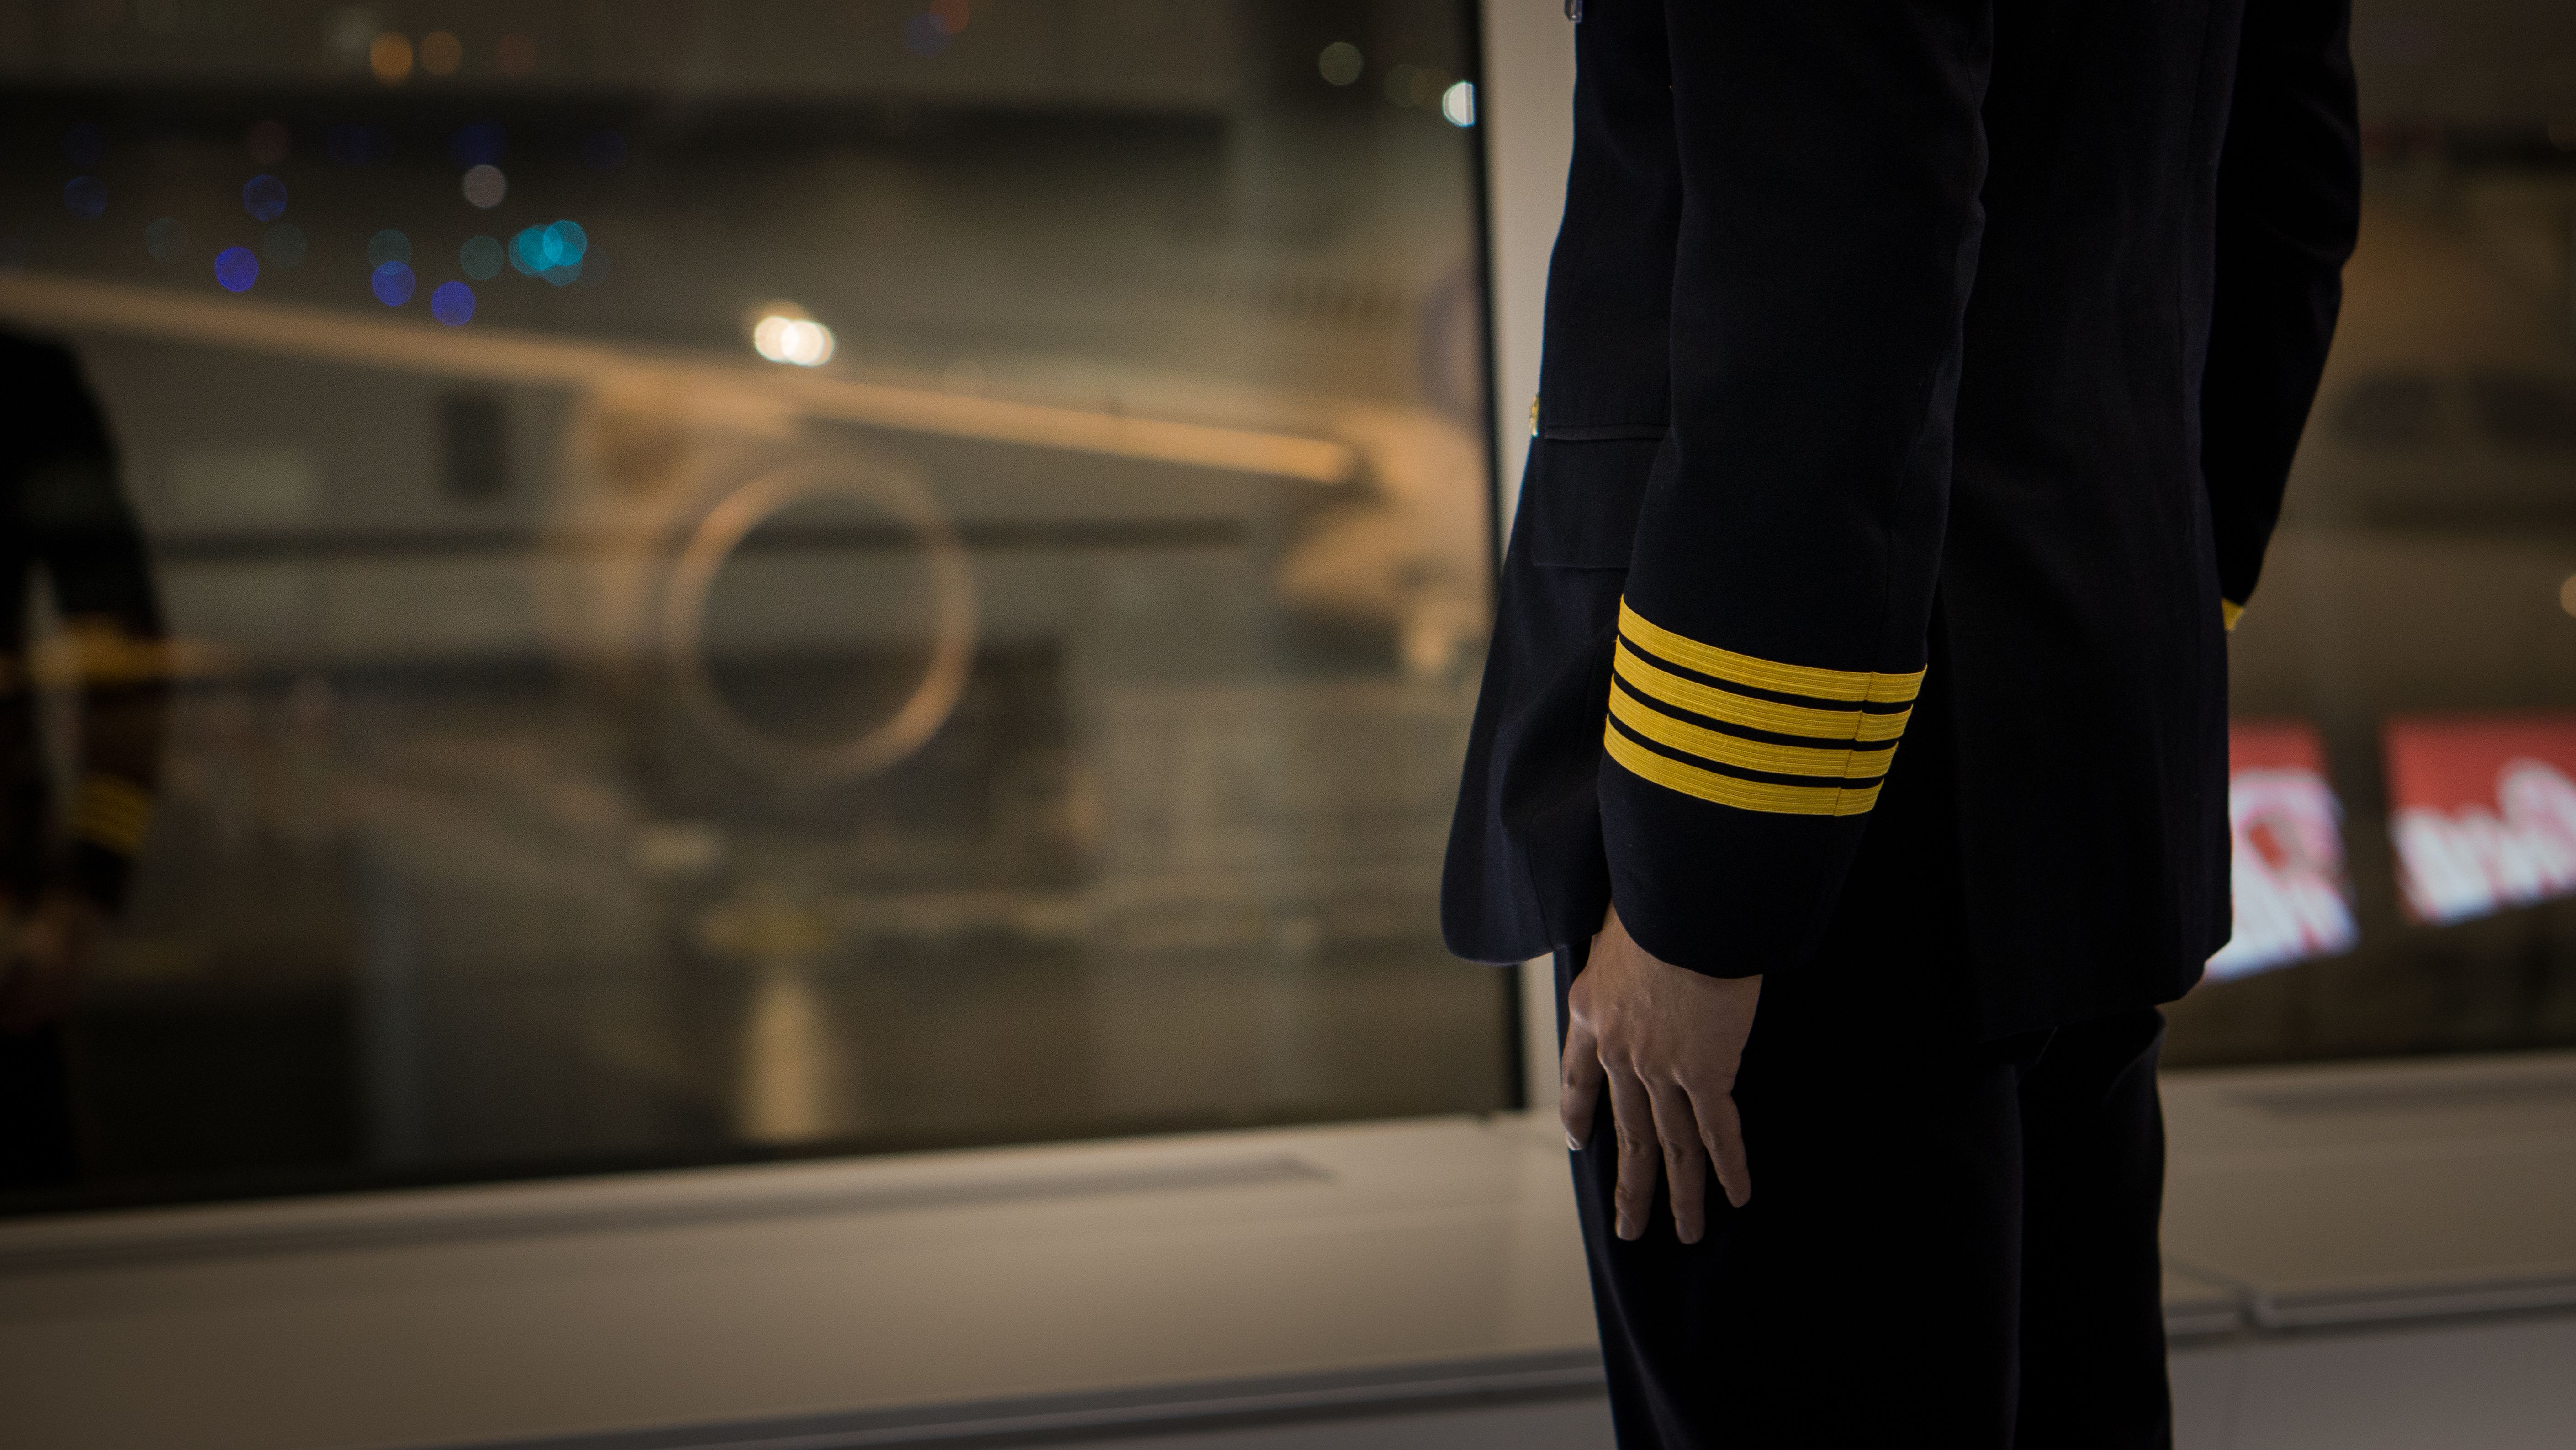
[3,1052,2572,1449]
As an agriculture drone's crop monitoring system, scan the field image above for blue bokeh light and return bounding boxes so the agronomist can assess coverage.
[214,246,259,293]
[242,173,289,221]
[448,122,506,168]
[431,281,476,326]
[368,229,412,267]
[904,12,949,56]
[63,177,106,220]
[372,260,416,306]
[459,235,504,280]
[511,221,588,282]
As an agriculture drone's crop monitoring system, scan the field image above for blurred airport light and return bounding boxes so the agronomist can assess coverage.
[750,303,836,366]
[243,174,288,221]
[369,228,412,267]
[213,246,258,293]
[1319,42,1364,86]
[63,177,105,220]
[1441,80,1476,127]
[145,218,185,262]
[463,164,508,208]
[496,33,537,76]
[2561,574,2576,617]
[509,220,588,285]
[372,260,417,306]
[421,30,464,76]
[431,281,476,326]
[370,32,415,85]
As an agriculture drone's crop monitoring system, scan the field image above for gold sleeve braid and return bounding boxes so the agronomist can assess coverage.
[1603,599,1922,818]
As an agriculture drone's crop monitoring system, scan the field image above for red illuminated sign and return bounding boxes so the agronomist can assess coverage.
[2386,715,2576,925]
[2210,720,2357,980]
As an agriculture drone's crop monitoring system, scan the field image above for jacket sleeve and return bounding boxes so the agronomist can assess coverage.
[2201,0,2361,627]
[1599,0,1993,977]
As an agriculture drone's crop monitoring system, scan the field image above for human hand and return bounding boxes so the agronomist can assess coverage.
[1560,905,1761,1243]
[0,892,106,1033]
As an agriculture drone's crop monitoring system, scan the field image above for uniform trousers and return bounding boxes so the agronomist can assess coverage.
[1557,947,2172,1449]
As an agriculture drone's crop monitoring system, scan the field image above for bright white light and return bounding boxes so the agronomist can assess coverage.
[1441,80,1476,128]
[751,307,835,367]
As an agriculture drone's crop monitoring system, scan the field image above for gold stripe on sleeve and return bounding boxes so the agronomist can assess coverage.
[1618,599,1923,704]
[1608,684,1895,782]
[1605,723,1883,817]
[2221,598,2245,631]
[1616,643,1910,745]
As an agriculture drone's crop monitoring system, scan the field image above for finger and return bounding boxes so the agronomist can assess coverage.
[1604,1063,1661,1240]
[1646,1079,1709,1244]
[1559,1018,1605,1150]
[1692,1087,1753,1209]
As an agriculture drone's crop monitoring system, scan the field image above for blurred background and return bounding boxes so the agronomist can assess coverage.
[2166,0,2576,1066]
[0,0,1510,1212]
[0,0,2569,1217]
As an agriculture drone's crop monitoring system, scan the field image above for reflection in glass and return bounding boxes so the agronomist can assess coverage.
[2210,720,2359,982]
[2167,8,2576,1064]
[0,0,1508,1210]
[2386,715,2576,926]
[0,331,171,1194]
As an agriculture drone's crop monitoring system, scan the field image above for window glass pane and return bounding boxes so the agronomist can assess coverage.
[2167,5,2576,1066]
[0,1,1508,1210]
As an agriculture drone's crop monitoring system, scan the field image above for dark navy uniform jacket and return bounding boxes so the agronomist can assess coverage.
[1444,0,2359,1039]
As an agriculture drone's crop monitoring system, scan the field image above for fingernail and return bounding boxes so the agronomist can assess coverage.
[1616,1217,1637,1239]
[1566,1132,1582,1151]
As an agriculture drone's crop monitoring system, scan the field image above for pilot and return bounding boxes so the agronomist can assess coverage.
[1,331,169,1194]
[1444,2,2357,1445]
